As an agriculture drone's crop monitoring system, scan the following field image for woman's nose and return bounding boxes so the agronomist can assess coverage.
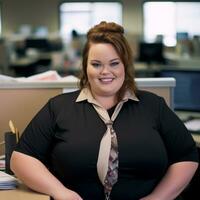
[100,65,110,74]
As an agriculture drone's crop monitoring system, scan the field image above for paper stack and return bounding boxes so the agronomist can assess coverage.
[184,118,200,132]
[0,159,5,171]
[0,171,18,190]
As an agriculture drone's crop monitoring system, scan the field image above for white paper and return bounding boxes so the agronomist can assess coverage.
[0,171,18,190]
[4,70,80,83]
[0,159,5,170]
[184,119,200,132]
[0,74,18,82]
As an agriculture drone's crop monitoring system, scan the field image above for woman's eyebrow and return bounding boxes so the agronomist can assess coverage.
[110,58,120,62]
[90,60,101,63]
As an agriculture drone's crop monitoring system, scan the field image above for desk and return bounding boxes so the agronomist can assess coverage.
[192,134,200,148]
[10,57,39,77]
[0,183,50,200]
[176,111,200,147]
[10,53,51,77]
[165,52,200,68]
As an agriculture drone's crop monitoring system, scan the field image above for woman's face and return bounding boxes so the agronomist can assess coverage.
[87,43,125,99]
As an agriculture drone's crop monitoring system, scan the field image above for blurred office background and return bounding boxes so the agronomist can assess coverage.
[0,0,200,74]
[0,0,200,116]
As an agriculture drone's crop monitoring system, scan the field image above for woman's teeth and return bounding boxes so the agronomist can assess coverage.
[99,78,113,83]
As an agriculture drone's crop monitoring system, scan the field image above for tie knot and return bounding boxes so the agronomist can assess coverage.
[106,120,113,127]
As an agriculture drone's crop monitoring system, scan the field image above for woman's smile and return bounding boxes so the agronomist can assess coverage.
[98,77,115,84]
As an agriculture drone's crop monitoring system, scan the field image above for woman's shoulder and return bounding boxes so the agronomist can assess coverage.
[134,89,168,116]
[49,90,81,104]
[136,89,163,102]
[134,89,167,110]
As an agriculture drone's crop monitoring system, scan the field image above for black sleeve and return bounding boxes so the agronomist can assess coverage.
[158,97,199,165]
[15,99,55,164]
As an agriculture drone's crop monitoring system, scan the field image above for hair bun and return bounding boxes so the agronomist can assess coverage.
[88,21,124,37]
[98,21,124,34]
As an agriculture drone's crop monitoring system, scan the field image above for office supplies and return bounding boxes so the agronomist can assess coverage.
[184,118,200,132]
[8,120,19,142]
[0,171,18,190]
[5,132,17,175]
[0,159,5,171]
[15,128,20,143]
[9,120,16,134]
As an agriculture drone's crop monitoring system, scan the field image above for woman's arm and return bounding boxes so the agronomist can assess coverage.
[140,161,198,200]
[10,151,83,200]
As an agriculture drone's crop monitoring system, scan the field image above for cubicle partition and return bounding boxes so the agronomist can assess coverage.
[0,78,175,155]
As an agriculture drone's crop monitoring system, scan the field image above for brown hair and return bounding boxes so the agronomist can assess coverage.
[79,21,137,98]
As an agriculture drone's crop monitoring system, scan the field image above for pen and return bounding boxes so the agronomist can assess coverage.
[9,120,16,134]
[15,128,20,143]
[9,120,19,142]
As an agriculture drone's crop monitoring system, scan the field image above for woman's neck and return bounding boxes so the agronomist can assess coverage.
[94,95,118,110]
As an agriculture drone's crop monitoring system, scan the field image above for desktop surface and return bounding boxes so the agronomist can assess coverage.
[0,182,49,200]
[176,110,200,148]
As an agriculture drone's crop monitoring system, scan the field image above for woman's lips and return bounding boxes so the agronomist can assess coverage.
[99,78,114,83]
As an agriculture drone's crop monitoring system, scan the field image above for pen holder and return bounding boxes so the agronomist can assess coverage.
[4,132,17,175]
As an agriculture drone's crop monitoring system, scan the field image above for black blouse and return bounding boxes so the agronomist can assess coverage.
[15,90,198,200]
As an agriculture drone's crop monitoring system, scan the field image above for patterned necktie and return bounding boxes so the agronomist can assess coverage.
[76,88,138,199]
[103,121,118,199]
[92,101,126,200]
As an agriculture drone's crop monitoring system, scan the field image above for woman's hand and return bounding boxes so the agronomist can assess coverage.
[53,188,83,200]
[139,195,159,200]
[11,152,83,200]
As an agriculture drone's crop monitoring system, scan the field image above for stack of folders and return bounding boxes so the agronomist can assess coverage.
[0,154,5,171]
[0,171,18,190]
[0,159,5,171]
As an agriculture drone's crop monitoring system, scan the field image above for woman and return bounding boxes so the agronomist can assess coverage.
[11,21,198,200]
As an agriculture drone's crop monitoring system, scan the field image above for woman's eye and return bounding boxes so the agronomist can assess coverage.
[92,63,101,68]
[110,62,119,67]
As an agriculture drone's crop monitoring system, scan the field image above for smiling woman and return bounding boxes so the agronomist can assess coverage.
[10,21,198,200]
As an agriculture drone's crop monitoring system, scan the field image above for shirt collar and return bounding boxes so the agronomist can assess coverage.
[76,87,139,105]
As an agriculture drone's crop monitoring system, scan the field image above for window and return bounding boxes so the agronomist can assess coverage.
[143,2,200,46]
[60,2,122,40]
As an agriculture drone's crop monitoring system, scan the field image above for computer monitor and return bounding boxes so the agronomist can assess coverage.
[176,32,189,41]
[159,69,200,112]
[137,42,165,65]
[25,38,50,51]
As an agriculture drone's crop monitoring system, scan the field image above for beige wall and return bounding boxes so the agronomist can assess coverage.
[1,0,59,36]
[123,0,143,35]
[0,0,143,37]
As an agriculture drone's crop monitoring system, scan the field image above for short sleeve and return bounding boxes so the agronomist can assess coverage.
[158,97,199,165]
[15,99,55,164]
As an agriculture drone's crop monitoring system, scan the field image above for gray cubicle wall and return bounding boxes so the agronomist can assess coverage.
[0,78,175,155]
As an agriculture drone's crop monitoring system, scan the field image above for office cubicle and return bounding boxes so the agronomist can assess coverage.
[0,78,175,155]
